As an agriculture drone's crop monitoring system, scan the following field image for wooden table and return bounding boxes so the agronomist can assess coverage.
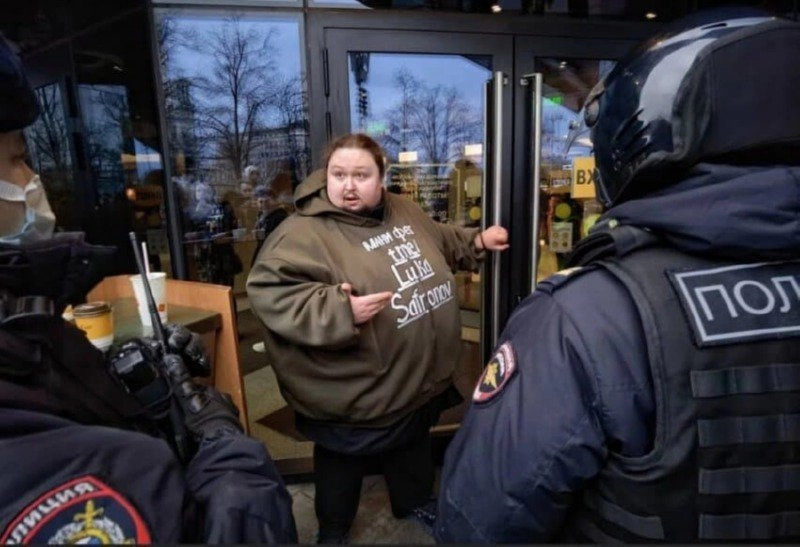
[111,298,222,391]
[90,278,248,432]
[111,297,221,344]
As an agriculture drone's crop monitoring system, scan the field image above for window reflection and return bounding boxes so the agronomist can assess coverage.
[156,11,309,290]
[23,10,167,276]
[25,83,75,232]
[79,84,130,201]
[534,57,614,281]
[348,52,488,227]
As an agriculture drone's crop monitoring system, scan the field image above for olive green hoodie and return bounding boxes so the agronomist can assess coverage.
[246,169,482,427]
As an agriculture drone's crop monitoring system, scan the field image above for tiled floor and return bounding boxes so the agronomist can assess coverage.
[287,476,436,544]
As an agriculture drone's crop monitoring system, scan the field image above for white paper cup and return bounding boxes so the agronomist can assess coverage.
[129,272,168,327]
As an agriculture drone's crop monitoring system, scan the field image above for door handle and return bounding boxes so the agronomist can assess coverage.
[523,72,543,292]
[482,71,506,353]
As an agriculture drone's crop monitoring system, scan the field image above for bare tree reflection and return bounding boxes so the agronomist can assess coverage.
[379,67,481,169]
[26,84,74,228]
[80,85,129,200]
[272,75,310,186]
[158,14,311,189]
[193,17,278,179]
[28,85,70,175]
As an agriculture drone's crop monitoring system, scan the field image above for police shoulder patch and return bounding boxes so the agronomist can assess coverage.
[1,475,151,545]
[473,341,517,403]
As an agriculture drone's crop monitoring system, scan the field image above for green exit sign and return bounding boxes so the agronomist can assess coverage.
[366,121,388,134]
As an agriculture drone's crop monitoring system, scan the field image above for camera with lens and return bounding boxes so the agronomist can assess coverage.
[107,337,172,415]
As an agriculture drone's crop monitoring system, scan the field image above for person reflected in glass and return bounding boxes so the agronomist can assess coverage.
[246,133,509,543]
[251,185,292,268]
[224,165,260,232]
[186,181,242,287]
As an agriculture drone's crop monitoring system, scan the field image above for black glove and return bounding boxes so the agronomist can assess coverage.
[162,353,242,441]
[164,323,211,377]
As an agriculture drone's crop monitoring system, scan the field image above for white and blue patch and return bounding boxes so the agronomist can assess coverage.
[668,260,800,347]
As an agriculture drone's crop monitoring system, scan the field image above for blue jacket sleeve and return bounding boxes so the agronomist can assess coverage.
[184,433,298,543]
[435,290,608,543]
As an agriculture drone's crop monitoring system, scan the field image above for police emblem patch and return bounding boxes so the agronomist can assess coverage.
[473,342,517,403]
[1,475,150,545]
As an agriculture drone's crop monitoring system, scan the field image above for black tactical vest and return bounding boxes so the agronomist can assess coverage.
[566,245,800,542]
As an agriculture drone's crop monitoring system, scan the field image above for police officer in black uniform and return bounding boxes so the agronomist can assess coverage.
[436,8,800,543]
[0,36,297,544]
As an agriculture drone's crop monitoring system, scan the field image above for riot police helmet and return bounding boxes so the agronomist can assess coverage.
[584,8,800,207]
[0,35,39,132]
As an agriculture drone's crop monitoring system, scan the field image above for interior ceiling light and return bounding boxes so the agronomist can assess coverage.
[645,11,657,20]
[491,4,502,13]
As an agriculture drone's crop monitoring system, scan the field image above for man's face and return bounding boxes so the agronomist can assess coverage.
[326,147,383,213]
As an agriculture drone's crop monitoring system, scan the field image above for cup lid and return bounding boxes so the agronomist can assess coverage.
[73,301,112,317]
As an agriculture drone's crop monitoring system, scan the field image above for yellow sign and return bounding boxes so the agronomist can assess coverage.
[571,156,598,199]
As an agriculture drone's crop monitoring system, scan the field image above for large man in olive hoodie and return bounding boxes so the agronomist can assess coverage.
[247,132,508,542]
[248,168,484,426]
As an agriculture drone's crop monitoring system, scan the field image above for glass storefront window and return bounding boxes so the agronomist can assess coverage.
[154,10,310,292]
[72,11,167,275]
[21,9,167,275]
[25,83,77,232]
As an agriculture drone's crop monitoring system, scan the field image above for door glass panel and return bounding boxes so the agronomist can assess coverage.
[534,57,614,283]
[345,51,490,398]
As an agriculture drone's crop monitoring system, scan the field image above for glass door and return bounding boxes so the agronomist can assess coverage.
[526,58,613,285]
[323,27,513,416]
[511,38,638,302]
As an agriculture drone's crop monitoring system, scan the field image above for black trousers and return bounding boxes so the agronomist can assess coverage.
[314,432,434,539]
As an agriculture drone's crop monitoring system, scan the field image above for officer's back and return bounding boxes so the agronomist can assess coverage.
[436,8,800,543]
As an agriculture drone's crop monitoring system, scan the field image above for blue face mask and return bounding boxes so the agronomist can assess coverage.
[0,174,56,244]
